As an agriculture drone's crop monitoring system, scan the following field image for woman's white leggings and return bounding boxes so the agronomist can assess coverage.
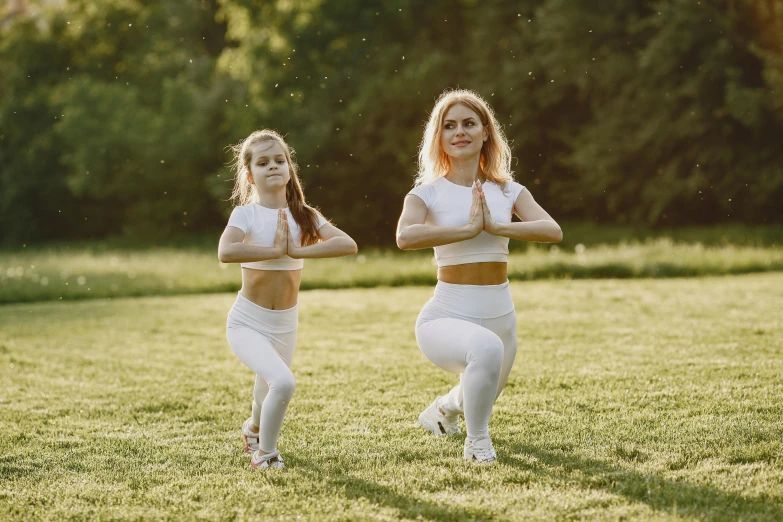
[415,281,517,441]
[226,293,298,453]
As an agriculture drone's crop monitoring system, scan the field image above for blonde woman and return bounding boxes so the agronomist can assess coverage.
[396,90,562,463]
[218,130,357,470]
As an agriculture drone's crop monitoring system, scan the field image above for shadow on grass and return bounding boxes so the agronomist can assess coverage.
[0,459,36,480]
[288,455,504,522]
[496,438,782,521]
[328,475,504,522]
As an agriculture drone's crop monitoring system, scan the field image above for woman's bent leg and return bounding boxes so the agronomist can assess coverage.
[416,318,503,441]
[484,311,518,399]
[439,310,518,416]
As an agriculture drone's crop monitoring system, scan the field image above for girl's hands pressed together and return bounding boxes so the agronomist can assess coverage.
[274,209,289,258]
[467,181,484,238]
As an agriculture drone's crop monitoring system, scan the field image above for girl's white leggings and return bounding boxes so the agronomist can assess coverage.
[226,293,298,453]
[415,281,517,441]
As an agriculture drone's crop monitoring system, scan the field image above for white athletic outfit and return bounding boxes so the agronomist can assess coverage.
[225,204,326,453]
[227,204,327,270]
[408,177,526,441]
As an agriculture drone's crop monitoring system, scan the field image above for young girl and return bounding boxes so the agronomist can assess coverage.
[218,129,357,470]
[396,90,562,464]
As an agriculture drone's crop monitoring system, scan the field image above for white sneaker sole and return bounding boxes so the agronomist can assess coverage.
[249,459,285,470]
[463,451,497,464]
[250,451,284,470]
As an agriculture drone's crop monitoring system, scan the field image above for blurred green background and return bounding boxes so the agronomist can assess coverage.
[2,0,782,248]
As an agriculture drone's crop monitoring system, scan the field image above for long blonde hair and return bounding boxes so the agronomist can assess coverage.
[415,89,513,187]
[229,129,322,246]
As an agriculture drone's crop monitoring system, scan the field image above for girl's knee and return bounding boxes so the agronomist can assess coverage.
[271,373,296,400]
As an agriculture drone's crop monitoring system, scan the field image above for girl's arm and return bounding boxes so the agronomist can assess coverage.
[480,186,563,243]
[217,209,288,263]
[287,222,358,259]
[396,182,483,250]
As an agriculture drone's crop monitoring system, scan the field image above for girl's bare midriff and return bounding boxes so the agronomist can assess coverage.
[437,262,507,285]
[240,268,302,310]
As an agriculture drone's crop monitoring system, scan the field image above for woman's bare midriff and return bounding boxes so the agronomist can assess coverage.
[437,262,508,285]
[240,268,302,310]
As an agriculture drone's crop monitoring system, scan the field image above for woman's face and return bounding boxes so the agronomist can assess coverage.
[440,103,487,160]
[247,140,291,191]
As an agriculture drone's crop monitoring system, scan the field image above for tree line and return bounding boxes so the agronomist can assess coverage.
[1,0,781,246]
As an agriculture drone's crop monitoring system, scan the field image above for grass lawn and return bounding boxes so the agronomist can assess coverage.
[1,274,782,521]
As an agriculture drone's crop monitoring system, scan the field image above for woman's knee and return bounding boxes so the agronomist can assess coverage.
[468,332,504,370]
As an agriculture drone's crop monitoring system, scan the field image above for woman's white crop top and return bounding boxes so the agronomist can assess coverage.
[408,177,526,267]
[227,204,328,270]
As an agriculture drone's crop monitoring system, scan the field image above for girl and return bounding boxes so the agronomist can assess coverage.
[218,129,357,470]
[396,90,562,464]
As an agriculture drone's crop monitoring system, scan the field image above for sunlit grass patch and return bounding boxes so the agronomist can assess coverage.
[2,240,783,303]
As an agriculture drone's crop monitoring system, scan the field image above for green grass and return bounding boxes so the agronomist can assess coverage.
[1,275,782,520]
[2,240,783,303]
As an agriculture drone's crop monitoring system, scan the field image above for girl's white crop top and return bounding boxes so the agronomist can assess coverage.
[408,177,526,267]
[227,204,328,270]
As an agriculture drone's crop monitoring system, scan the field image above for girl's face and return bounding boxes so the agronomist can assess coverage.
[440,103,487,160]
[247,140,291,191]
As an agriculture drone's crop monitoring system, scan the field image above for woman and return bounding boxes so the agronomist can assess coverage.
[396,90,562,464]
[218,129,357,470]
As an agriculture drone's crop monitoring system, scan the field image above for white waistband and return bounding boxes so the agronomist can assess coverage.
[430,280,514,319]
[227,293,298,334]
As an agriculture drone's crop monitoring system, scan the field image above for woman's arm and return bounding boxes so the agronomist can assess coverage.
[480,186,563,243]
[217,209,288,263]
[287,223,358,259]
[396,182,484,250]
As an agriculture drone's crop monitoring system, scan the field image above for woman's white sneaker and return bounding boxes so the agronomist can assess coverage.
[418,397,462,437]
[463,437,497,464]
[249,449,285,470]
[241,418,260,455]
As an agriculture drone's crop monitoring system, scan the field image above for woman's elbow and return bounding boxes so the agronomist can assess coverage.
[540,222,562,243]
[552,225,563,243]
[347,238,359,255]
[396,233,410,250]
